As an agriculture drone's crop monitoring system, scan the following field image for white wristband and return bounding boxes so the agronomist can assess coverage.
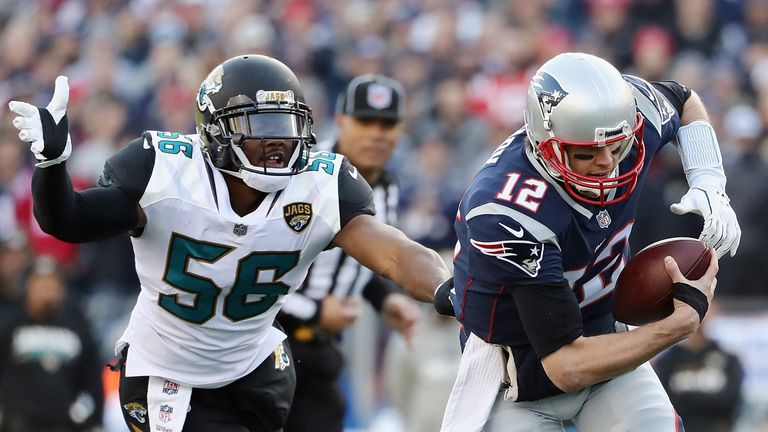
[675,120,725,189]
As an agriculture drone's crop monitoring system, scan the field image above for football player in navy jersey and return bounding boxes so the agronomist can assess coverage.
[435,53,739,432]
[8,55,451,432]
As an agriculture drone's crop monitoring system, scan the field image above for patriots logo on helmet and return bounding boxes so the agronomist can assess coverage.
[531,71,569,124]
[471,237,544,277]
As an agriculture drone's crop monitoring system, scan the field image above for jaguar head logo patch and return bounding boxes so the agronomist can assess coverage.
[123,402,147,424]
[274,342,291,371]
[284,202,312,233]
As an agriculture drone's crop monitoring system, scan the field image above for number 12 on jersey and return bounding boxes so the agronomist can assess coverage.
[496,173,548,212]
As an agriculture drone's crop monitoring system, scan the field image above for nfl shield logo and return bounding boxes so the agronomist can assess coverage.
[162,380,179,395]
[159,404,173,423]
[233,223,248,236]
[596,210,612,228]
[367,83,393,109]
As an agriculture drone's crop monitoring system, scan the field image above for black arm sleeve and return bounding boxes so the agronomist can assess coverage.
[362,275,401,312]
[337,157,375,228]
[651,80,692,117]
[31,136,154,243]
[512,280,584,358]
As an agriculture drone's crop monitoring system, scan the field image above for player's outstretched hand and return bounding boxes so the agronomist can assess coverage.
[664,248,718,323]
[8,75,72,167]
[670,186,741,258]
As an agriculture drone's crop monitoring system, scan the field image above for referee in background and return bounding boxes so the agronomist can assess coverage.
[278,74,421,432]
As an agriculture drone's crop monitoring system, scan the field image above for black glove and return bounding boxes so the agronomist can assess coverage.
[434,277,456,316]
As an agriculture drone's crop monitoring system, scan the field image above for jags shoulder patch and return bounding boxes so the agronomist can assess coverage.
[284,202,312,233]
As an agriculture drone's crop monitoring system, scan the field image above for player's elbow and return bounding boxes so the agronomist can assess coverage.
[544,366,588,393]
[34,208,65,238]
[33,207,81,243]
[541,347,590,393]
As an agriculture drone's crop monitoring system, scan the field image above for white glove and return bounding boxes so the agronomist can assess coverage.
[8,75,72,167]
[671,184,741,258]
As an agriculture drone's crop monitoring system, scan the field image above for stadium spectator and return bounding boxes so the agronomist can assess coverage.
[0,256,104,432]
[0,230,29,315]
[654,303,744,432]
[717,104,768,298]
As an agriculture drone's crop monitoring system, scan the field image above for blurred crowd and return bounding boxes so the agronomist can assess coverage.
[0,0,766,431]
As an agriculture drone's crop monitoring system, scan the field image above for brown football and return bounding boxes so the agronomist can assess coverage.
[613,237,710,326]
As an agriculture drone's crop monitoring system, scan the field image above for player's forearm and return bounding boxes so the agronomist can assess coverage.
[387,240,449,302]
[32,163,75,235]
[543,308,698,392]
[336,216,451,303]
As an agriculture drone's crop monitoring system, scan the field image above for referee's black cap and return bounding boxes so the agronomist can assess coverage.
[336,74,406,121]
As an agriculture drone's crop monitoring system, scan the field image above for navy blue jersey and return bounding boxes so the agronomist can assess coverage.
[453,75,680,348]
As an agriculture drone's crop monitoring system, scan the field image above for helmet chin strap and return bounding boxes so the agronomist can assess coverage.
[240,171,290,193]
[218,167,291,193]
[224,134,301,193]
[570,165,620,199]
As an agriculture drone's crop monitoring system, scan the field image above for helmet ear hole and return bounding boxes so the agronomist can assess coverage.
[208,136,233,169]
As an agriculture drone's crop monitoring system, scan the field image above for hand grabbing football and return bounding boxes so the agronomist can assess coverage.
[613,238,711,326]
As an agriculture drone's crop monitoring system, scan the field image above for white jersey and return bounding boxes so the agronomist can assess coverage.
[114,131,372,387]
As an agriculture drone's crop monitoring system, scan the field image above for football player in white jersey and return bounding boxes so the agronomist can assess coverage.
[8,55,451,432]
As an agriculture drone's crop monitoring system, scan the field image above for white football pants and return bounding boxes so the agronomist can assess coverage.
[485,362,681,432]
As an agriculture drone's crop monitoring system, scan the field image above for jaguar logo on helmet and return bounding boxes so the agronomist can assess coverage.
[197,64,224,112]
[531,71,569,127]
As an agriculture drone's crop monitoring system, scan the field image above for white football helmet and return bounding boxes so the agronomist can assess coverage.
[524,52,645,206]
